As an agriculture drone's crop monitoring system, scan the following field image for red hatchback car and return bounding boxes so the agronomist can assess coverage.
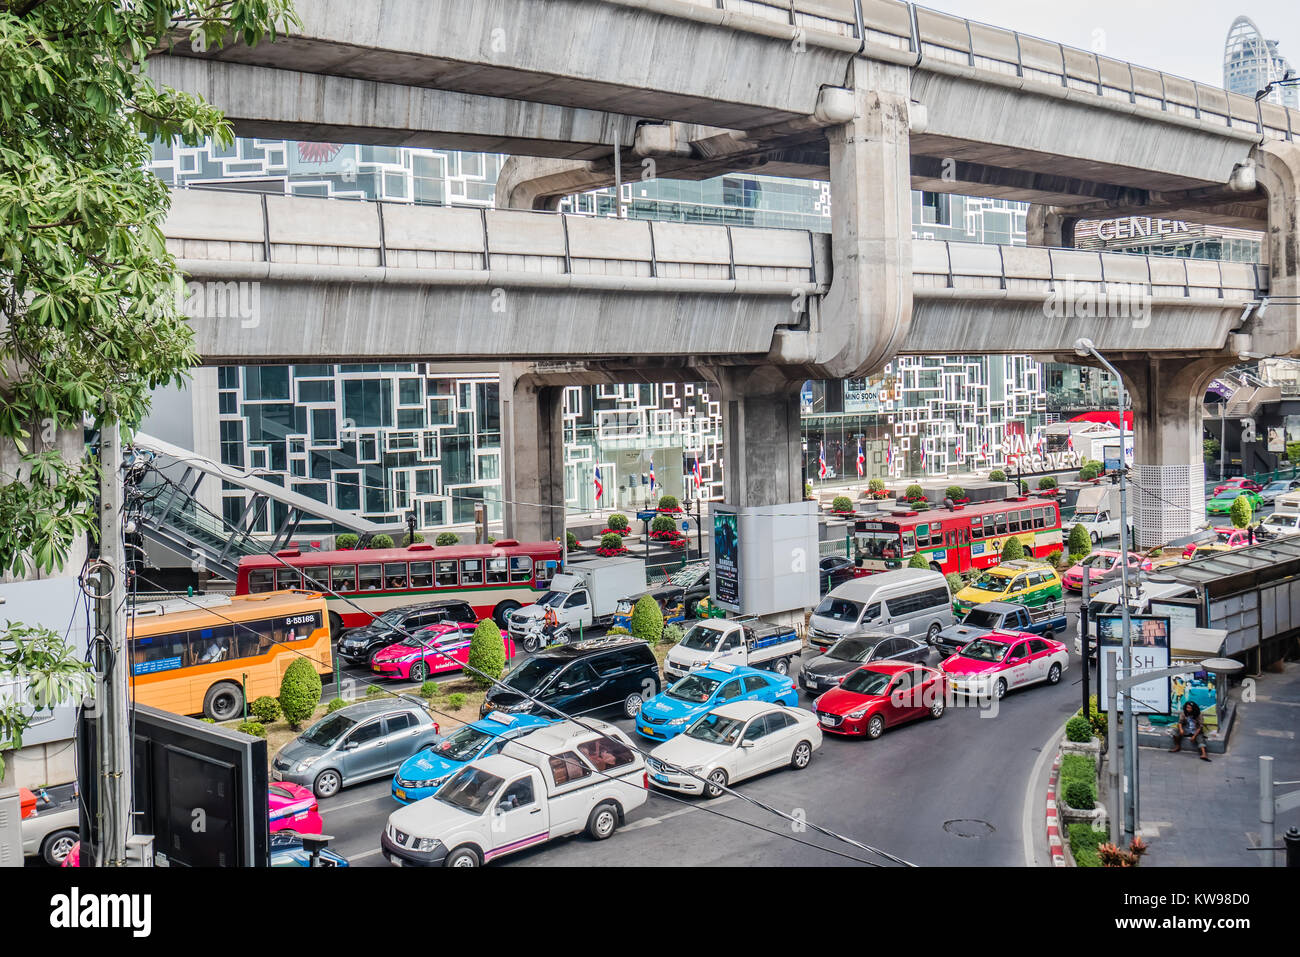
[1212,477,1262,497]
[813,661,947,739]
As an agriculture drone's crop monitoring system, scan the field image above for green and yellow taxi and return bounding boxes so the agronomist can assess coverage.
[952,560,1063,616]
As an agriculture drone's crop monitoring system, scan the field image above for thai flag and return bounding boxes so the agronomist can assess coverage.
[594,465,604,501]
[885,443,893,472]
[1066,431,1075,452]
[648,461,655,493]
[818,442,827,479]
[856,440,865,478]
[1036,430,1045,457]
[955,438,963,460]
[920,443,927,470]
[692,456,702,490]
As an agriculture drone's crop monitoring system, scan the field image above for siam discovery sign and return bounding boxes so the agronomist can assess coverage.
[994,433,1082,473]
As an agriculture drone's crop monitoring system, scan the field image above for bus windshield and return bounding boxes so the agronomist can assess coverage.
[856,531,904,560]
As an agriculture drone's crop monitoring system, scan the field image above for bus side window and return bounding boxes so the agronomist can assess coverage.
[409,561,433,588]
[248,569,273,593]
[358,564,382,591]
[195,627,232,665]
[460,559,484,585]
[275,567,301,590]
[486,557,509,585]
[510,556,532,583]
[330,564,357,593]
[385,563,409,590]
[435,560,458,587]
[303,566,329,591]
[1008,512,1021,533]
[971,518,983,540]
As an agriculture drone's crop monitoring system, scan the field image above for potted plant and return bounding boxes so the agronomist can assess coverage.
[831,495,855,515]
[944,485,968,504]
[989,469,1007,483]
[601,512,632,536]
[867,478,890,500]
[904,483,928,510]
[657,494,683,514]
[595,532,629,557]
[649,514,681,541]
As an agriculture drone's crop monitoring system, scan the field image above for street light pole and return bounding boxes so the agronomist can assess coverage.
[1076,338,1136,840]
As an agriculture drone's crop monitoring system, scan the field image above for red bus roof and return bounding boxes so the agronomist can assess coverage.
[237,540,562,569]
[856,496,1058,527]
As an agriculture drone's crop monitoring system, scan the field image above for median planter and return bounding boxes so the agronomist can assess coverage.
[1060,735,1103,777]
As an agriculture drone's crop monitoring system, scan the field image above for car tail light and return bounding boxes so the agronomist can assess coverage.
[642,772,649,790]
[433,722,440,733]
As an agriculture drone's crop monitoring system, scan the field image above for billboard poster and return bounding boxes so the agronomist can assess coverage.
[1097,615,1171,715]
[1268,427,1285,453]
[713,511,740,609]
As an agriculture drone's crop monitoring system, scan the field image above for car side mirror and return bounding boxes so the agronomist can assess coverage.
[496,801,512,814]
[342,741,359,750]
[740,739,755,749]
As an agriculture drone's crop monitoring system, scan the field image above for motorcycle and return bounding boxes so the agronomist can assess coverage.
[520,616,574,654]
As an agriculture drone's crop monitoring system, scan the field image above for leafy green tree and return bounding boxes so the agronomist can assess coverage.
[466,619,506,688]
[1286,441,1300,464]
[1230,493,1253,529]
[1205,439,1222,465]
[0,623,94,780]
[629,594,664,642]
[1067,523,1092,556]
[278,657,322,730]
[435,532,459,546]
[249,696,281,724]
[0,1,298,581]
[1000,536,1025,562]
[369,533,394,549]
[908,552,930,569]
[945,572,965,595]
[335,533,359,550]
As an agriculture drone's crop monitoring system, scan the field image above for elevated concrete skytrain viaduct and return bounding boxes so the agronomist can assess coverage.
[150,0,1300,547]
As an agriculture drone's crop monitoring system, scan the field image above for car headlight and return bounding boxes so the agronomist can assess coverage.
[667,716,689,726]
[294,757,318,772]
[846,707,868,720]
[684,765,706,775]
[413,837,443,853]
[399,652,422,662]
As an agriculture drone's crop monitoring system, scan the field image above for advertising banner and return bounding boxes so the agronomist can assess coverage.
[713,511,740,609]
[1097,615,1172,715]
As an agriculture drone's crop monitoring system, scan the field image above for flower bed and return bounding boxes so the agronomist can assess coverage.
[667,538,688,550]
[599,527,631,537]
[595,545,629,557]
[649,529,681,541]
[657,506,684,515]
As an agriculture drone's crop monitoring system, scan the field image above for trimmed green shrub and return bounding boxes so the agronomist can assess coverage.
[868,478,886,493]
[566,531,579,549]
[1059,753,1097,812]
[1067,551,1087,568]
[250,695,282,724]
[402,532,425,546]
[1069,822,1108,867]
[326,698,347,713]
[1000,536,1025,562]
[1038,476,1058,490]
[658,494,680,511]
[660,623,684,646]
[335,533,359,550]
[599,532,624,550]
[1067,523,1092,556]
[369,533,395,549]
[1230,494,1253,529]
[904,484,925,500]
[419,680,440,699]
[1046,548,1063,568]
[1286,440,1300,464]
[804,481,813,500]
[237,721,266,738]
[945,485,965,501]
[467,619,507,688]
[448,692,467,710]
[1064,780,1096,811]
[908,552,930,569]
[1076,695,1108,738]
[1205,438,1222,464]
[989,469,1007,482]
[606,626,631,635]
[831,495,854,513]
[607,513,629,531]
[435,532,460,547]
[945,572,965,596]
[278,657,323,730]
[651,514,677,534]
[629,594,664,643]
[366,684,385,698]
[1079,462,1101,482]
[1065,715,1093,743]
[1018,481,1030,494]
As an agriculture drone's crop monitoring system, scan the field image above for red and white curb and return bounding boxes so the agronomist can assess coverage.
[1046,752,1066,866]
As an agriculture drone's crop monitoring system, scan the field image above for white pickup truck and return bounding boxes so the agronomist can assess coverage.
[508,557,647,649]
[380,720,647,867]
[663,617,803,682]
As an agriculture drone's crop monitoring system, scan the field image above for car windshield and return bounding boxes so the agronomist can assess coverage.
[300,712,355,747]
[684,712,746,745]
[813,597,864,622]
[961,609,1001,628]
[503,657,563,693]
[430,724,494,763]
[972,573,1010,592]
[668,566,704,587]
[400,631,445,648]
[828,637,877,662]
[1214,491,1242,501]
[536,591,565,608]
[376,608,407,626]
[435,766,506,815]
[1265,482,1289,492]
[1271,515,1299,527]
[960,639,1009,663]
[678,624,723,652]
[1073,511,1098,522]
[840,669,892,695]
[1081,553,1116,568]
[667,674,720,702]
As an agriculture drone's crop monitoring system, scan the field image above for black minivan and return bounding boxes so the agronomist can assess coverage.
[336,599,477,665]
[480,639,661,720]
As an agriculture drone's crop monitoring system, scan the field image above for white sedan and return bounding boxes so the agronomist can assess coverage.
[645,700,823,798]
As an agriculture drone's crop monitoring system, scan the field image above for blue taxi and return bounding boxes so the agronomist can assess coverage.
[391,712,552,804]
[635,664,798,741]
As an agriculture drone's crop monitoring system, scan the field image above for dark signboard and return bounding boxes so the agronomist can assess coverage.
[713,511,740,609]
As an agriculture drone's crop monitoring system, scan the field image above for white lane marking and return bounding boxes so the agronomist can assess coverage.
[623,794,737,831]
[347,847,385,861]
[324,792,395,813]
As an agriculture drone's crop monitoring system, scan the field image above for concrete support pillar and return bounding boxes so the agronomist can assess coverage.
[1113,357,1227,549]
[772,58,912,379]
[1026,205,1079,248]
[713,368,804,508]
[1249,142,1300,356]
[499,364,566,543]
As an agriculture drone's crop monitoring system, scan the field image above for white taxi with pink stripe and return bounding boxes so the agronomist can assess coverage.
[940,630,1069,700]
[381,720,647,867]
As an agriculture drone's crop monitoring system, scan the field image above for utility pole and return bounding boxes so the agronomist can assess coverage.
[93,421,131,866]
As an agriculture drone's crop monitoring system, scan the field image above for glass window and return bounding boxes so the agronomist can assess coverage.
[358,563,382,591]
[486,557,509,585]
[971,516,984,540]
[498,776,536,810]
[130,632,190,675]
[248,569,274,593]
[742,674,769,693]
[575,737,635,772]
[385,563,409,590]
[275,567,300,590]
[192,627,232,665]
[386,712,416,733]
[994,513,1007,535]
[302,566,328,590]
[330,564,357,592]
[409,562,433,588]
[1010,642,1029,660]
[892,669,915,692]
[718,680,742,700]
[556,662,597,689]
[590,652,623,677]
[548,751,591,785]
[435,561,458,587]
[460,559,484,585]
[743,715,773,741]
[1028,639,1049,654]
[347,720,384,746]
[1008,512,1021,533]
[509,556,533,583]
[564,592,588,608]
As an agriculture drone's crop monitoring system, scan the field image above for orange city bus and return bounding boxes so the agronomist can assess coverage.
[235,539,564,635]
[129,590,332,721]
[853,495,1064,576]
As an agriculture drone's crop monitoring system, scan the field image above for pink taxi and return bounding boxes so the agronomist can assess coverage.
[268,783,323,834]
[1061,550,1152,591]
[940,630,1069,700]
[370,621,516,683]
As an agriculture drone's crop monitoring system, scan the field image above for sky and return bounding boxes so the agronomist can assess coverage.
[916,1,1300,86]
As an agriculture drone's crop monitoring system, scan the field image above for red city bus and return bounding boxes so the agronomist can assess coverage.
[235,540,563,635]
[853,495,1063,576]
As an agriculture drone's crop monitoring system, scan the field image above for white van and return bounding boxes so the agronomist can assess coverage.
[1076,579,1197,657]
[807,569,953,653]
[1262,491,1300,538]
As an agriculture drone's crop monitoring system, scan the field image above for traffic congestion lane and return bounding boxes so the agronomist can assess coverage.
[318,609,1085,867]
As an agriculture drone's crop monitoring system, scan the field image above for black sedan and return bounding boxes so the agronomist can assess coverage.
[818,556,858,595]
[335,599,476,666]
[798,633,931,696]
